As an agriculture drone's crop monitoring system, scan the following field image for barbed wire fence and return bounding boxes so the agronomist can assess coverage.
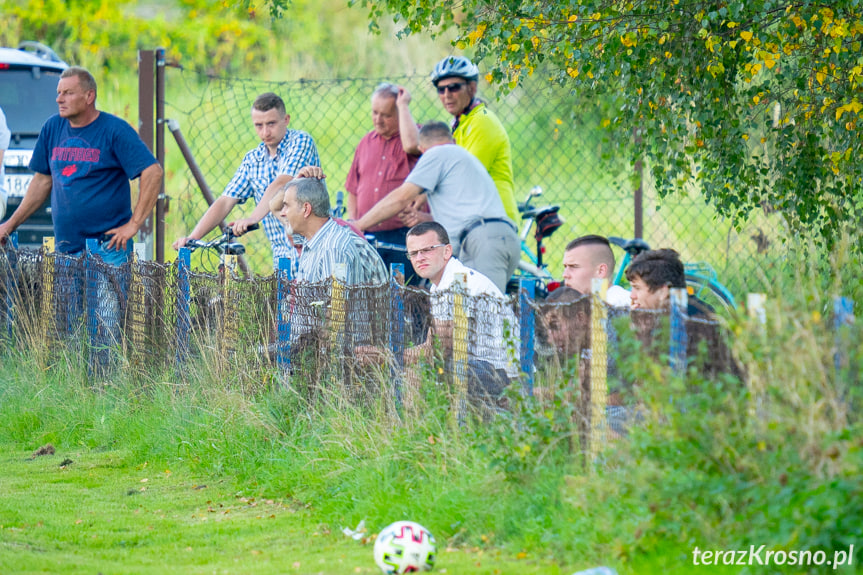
[163,70,789,297]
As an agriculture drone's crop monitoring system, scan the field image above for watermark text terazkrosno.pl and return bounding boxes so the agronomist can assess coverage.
[692,545,854,568]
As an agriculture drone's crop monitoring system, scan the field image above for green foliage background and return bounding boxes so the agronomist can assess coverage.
[0,0,447,77]
[351,0,863,252]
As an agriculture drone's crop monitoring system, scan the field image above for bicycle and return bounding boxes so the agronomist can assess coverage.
[182,224,261,339]
[608,236,737,313]
[183,223,259,276]
[507,186,563,296]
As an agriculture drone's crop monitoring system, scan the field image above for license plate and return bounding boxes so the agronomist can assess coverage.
[5,174,33,197]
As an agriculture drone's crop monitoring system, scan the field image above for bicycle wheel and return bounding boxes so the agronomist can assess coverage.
[685,274,736,315]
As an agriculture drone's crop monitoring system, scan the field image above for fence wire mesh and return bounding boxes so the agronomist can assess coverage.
[165,71,789,297]
[1,246,739,451]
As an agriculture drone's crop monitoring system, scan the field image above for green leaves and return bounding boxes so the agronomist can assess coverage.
[352,0,863,250]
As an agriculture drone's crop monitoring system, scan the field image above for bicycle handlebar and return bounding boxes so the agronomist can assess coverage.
[184,223,260,255]
[234,222,260,236]
[364,234,407,253]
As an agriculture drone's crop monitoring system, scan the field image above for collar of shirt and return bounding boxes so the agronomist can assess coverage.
[251,129,296,161]
[431,257,469,293]
[369,130,401,143]
[301,217,336,254]
[452,99,482,133]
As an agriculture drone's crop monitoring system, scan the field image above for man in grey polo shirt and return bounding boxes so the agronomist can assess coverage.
[353,121,519,293]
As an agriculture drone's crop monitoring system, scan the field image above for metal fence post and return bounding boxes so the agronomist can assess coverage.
[2,232,18,342]
[276,256,292,372]
[834,296,855,372]
[137,49,155,261]
[40,236,55,345]
[670,287,688,375]
[330,262,347,356]
[176,247,191,366]
[519,278,536,396]
[389,263,405,405]
[219,254,239,363]
[85,238,100,373]
[452,272,469,425]
[589,278,609,464]
[129,247,146,366]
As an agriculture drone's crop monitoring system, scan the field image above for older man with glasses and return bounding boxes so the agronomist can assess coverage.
[398,56,519,223]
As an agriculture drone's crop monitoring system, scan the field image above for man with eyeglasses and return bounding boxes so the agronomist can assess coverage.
[402,221,519,409]
[399,55,518,222]
[353,121,520,293]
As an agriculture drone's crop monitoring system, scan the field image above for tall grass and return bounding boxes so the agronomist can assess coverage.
[3,251,860,571]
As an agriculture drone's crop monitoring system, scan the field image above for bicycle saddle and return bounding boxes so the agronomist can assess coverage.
[608,236,651,256]
[520,204,560,220]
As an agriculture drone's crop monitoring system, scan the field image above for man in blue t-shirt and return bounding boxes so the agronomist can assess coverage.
[0,66,162,263]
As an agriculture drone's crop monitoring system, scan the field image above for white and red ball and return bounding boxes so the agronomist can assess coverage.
[373,520,437,573]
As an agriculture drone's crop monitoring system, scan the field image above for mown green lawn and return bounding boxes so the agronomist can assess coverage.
[0,447,567,574]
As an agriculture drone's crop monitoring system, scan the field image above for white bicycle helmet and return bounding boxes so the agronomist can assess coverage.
[431,56,479,86]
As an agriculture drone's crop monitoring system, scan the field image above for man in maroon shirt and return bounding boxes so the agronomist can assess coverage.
[345,83,426,284]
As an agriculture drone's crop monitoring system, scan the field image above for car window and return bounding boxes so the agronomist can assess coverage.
[0,68,63,138]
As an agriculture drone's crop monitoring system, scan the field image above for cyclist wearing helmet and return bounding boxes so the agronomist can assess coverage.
[401,56,519,222]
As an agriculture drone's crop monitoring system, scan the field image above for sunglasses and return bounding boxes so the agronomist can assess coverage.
[436,82,466,95]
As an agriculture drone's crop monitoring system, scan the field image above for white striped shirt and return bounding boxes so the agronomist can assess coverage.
[297,218,388,285]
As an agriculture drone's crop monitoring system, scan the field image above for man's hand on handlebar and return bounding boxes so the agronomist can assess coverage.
[230,218,258,236]
[172,236,195,250]
[172,223,259,251]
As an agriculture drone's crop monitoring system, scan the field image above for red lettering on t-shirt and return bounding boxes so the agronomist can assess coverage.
[51,147,101,163]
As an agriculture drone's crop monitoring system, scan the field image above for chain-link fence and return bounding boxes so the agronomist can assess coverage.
[1,243,737,455]
[164,71,788,299]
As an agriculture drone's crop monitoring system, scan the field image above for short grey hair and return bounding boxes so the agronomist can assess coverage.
[286,177,330,218]
[372,82,399,102]
[418,121,453,146]
[61,66,97,95]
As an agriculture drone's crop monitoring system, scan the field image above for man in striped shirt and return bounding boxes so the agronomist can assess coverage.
[269,175,387,285]
[269,174,389,354]
[173,92,319,269]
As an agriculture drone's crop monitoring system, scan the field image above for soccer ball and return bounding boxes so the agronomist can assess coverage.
[373,520,437,573]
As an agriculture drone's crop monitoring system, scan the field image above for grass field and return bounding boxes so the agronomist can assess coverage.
[1,268,860,574]
[0,448,571,574]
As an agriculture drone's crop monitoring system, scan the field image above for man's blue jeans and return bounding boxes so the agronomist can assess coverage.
[71,239,132,359]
